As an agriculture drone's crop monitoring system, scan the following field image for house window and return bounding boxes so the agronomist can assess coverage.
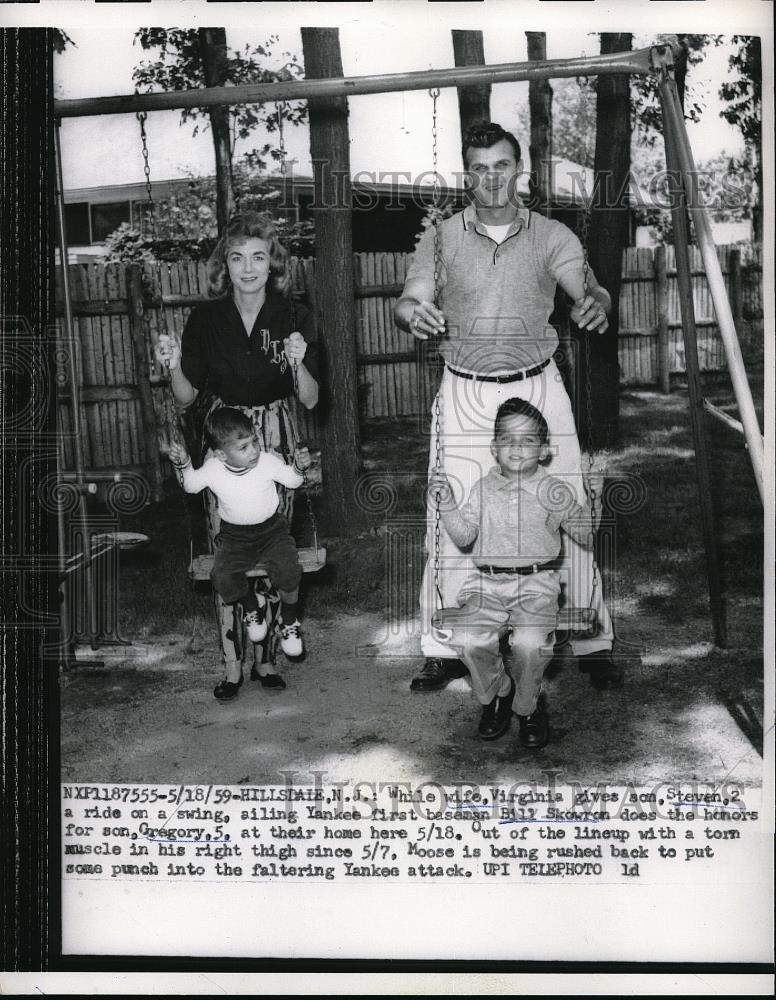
[90,201,131,243]
[62,202,91,245]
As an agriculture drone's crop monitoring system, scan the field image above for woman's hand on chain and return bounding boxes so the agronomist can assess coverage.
[284,331,308,364]
[155,333,182,370]
[409,301,446,341]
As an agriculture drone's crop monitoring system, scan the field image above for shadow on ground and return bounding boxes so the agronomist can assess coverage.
[61,609,762,788]
[61,385,765,789]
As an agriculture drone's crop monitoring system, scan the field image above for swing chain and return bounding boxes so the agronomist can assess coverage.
[428,87,444,610]
[291,358,320,559]
[429,87,441,309]
[135,111,186,500]
[276,100,287,173]
[584,331,600,613]
[136,111,157,242]
[579,174,600,615]
[134,110,203,654]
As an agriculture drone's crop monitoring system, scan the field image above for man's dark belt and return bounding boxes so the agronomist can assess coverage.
[446,357,551,383]
[477,557,563,576]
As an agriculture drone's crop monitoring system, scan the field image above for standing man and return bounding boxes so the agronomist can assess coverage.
[394,122,622,694]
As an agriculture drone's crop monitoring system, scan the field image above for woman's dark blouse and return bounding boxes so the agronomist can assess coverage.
[181,292,318,407]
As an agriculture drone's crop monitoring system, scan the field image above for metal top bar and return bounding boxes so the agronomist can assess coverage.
[54,46,658,119]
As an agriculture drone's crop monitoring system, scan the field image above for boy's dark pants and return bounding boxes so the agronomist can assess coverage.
[211,513,302,604]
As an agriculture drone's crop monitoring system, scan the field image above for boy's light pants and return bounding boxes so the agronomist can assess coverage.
[420,360,613,658]
[452,568,561,716]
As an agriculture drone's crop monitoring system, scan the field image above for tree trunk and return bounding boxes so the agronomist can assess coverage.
[750,37,763,243]
[582,32,632,449]
[198,28,234,234]
[452,30,491,137]
[526,32,553,215]
[752,154,763,242]
[300,27,366,533]
[1,27,55,968]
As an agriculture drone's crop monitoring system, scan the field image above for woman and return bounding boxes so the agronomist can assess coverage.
[155,211,319,697]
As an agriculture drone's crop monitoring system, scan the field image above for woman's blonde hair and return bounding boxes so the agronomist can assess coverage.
[207,211,291,298]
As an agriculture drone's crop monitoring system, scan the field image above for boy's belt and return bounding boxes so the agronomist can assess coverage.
[477,557,563,576]
[447,357,551,383]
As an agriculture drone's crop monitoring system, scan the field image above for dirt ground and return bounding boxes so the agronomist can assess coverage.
[61,386,765,791]
[61,605,763,789]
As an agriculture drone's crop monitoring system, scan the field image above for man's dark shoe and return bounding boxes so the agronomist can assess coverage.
[518,695,549,749]
[579,651,624,690]
[410,657,466,692]
[478,676,515,741]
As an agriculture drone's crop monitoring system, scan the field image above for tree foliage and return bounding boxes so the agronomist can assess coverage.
[630,34,722,145]
[718,35,762,241]
[52,29,75,97]
[132,28,306,171]
[513,34,758,244]
[638,35,761,243]
[514,34,720,169]
[514,77,597,167]
[719,35,761,146]
[637,150,756,244]
[52,29,74,54]
[101,157,315,263]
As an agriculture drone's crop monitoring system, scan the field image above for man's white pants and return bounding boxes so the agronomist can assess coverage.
[420,360,613,658]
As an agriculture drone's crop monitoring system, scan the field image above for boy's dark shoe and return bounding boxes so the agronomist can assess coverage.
[517,696,549,749]
[578,651,624,690]
[478,676,515,741]
[214,672,243,702]
[410,657,467,692]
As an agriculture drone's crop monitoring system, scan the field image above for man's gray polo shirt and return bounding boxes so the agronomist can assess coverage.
[407,203,585,374]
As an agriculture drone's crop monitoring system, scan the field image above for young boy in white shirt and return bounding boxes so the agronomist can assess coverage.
[169,407,309,698]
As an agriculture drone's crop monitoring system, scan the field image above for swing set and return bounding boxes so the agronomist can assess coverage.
[54,40,764,658]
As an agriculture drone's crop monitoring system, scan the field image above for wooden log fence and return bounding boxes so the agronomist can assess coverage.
[55,244,762,484]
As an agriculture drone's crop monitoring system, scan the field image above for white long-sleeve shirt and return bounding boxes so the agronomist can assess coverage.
[179,453,303,525]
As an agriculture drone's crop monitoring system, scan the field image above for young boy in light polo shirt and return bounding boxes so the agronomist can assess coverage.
[429,397,594,749]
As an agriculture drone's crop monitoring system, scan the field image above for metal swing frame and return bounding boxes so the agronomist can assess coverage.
[54,41,764,649]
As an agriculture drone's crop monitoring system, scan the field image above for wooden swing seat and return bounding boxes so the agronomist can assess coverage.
[189,546,327,581]
[432,605,597,635]
[556,607,598,634]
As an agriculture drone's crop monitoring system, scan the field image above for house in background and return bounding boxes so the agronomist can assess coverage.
[60,174,441,261]
[64,157,731,262]
[634,219,753,246]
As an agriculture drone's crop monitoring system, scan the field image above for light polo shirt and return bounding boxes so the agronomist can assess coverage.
[450,465,592,568]
[178,451,303,525]
[407,203,585,374]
